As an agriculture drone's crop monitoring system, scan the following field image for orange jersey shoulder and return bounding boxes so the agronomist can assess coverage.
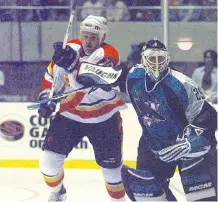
[101,43,120,66]
[67,39,82,46]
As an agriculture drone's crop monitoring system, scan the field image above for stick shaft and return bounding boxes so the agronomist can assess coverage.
[62,8,76,49]
[49,0,77,98]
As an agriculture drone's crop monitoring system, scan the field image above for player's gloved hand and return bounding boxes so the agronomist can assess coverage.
[157,124,211,162]
[157,139,191,162]
[37,89,57,118]
[52,42,79,73]
[38,101,56,118]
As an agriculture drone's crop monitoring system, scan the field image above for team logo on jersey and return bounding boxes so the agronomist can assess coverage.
[142,100,165,126]
[132,91,165,126]
[183,124,205,138]
[152,42,158,47]
[194,128,204,136]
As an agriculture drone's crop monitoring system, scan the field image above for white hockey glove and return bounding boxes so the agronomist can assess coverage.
[157,125,211,162]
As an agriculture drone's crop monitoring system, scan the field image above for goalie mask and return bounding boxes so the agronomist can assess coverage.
[141,39,170,81]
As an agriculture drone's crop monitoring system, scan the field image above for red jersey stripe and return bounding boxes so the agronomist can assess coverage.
[61,98,125,119]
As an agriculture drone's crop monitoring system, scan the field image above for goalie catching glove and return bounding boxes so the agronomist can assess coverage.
[38,89,57,118]
[52,42,80,73]
[157,124,211,162]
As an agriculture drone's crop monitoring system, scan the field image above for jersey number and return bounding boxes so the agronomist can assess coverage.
[193,87,205,100]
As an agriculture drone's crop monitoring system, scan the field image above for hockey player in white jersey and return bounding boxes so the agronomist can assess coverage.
[38,15,127,202]
[121,39,217,201]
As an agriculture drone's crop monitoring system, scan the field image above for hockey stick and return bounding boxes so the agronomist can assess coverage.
[28,1,77,111]
[27,83,123,110]
[48,0,77,99]
[27,86,86,110]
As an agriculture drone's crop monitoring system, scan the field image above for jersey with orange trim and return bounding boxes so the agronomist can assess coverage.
[41,39,127,123]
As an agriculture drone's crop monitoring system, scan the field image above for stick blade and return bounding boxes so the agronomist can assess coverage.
[27,103,41,110]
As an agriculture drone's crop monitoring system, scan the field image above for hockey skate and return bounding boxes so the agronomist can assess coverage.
[48,185,67,202]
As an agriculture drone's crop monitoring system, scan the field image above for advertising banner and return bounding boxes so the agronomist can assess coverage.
[0,103,142,168]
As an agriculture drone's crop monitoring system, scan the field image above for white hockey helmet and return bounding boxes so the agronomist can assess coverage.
[141,39,170,81]
[80,15,108,43]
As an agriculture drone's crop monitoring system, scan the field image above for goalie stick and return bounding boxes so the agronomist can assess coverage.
[48,0,77,99]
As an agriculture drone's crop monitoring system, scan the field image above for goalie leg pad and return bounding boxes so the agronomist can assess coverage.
[121,165,167,201]
[180,155,217,201]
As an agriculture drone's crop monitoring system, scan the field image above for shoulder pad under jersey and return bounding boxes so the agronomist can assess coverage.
[84,43,120,67]
[170,69,199,88]
[128,64,145,79]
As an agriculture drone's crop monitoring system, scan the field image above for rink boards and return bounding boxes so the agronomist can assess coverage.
[0,103,217,169]
[0,103,141,168]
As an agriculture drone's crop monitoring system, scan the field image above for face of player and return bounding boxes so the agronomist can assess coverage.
[146,54,166,67]
[80,31,100,55]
